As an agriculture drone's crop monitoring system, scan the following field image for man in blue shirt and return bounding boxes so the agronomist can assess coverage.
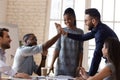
[12,30,61,76]
[56,8,118,76]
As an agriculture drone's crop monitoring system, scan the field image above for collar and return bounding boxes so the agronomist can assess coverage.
[91,21,102,33]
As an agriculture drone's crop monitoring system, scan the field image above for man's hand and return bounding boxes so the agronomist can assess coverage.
[14,73,31,79]
[47,65,54,75]
[41,50,48,57]
[55,23,67,35]
[55,23,62,33]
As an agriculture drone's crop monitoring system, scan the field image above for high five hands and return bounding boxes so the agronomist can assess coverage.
[55,23,67,36]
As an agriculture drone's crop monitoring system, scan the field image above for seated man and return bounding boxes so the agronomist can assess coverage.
[12,24,61,76]
[0,28,30,79]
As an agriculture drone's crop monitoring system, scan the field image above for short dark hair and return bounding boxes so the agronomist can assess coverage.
[85,8,101,20]
[64,7,76,26]
[23,33,34,43]
[0,28,9,37]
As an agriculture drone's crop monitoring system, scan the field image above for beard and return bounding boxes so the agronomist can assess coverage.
[88,23,94,30]
[1,44,10,49]
[27,42,37,46]
[88,26,94,30]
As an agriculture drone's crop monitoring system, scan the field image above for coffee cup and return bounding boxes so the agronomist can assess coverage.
[41,67,47,76]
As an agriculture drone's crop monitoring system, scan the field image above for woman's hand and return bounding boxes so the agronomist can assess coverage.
[80,67,89,80]
[47,65,54,75]
[76,67,81,77]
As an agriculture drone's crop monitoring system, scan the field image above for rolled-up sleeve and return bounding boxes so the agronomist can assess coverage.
[18,44,43,56]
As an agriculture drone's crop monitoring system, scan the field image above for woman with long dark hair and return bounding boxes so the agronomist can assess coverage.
[78,37,120,80]
[104,37,120,80]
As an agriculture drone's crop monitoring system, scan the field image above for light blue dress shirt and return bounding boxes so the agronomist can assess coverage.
[12,44,43,75]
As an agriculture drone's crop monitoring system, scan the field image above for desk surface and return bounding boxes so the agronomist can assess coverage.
[32,76,76,80]
[1,75,76,80]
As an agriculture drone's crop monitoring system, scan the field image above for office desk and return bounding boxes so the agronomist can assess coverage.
[32,76,76,80]
[1,75,76,80]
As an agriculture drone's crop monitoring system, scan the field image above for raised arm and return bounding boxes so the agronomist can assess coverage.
[55,23,83,41]
[67,33,82,41]
[42,23,62,51]
[80,65,112,80]
[42,33,61,51]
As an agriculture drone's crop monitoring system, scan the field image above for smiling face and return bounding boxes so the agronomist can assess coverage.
[25,34,37,46]
[0,31,11,50]
[102,43,108,59]
[64,14,75,28]
[84,14,94,30]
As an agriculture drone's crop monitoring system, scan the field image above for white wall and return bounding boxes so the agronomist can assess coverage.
[0,0,7,23]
